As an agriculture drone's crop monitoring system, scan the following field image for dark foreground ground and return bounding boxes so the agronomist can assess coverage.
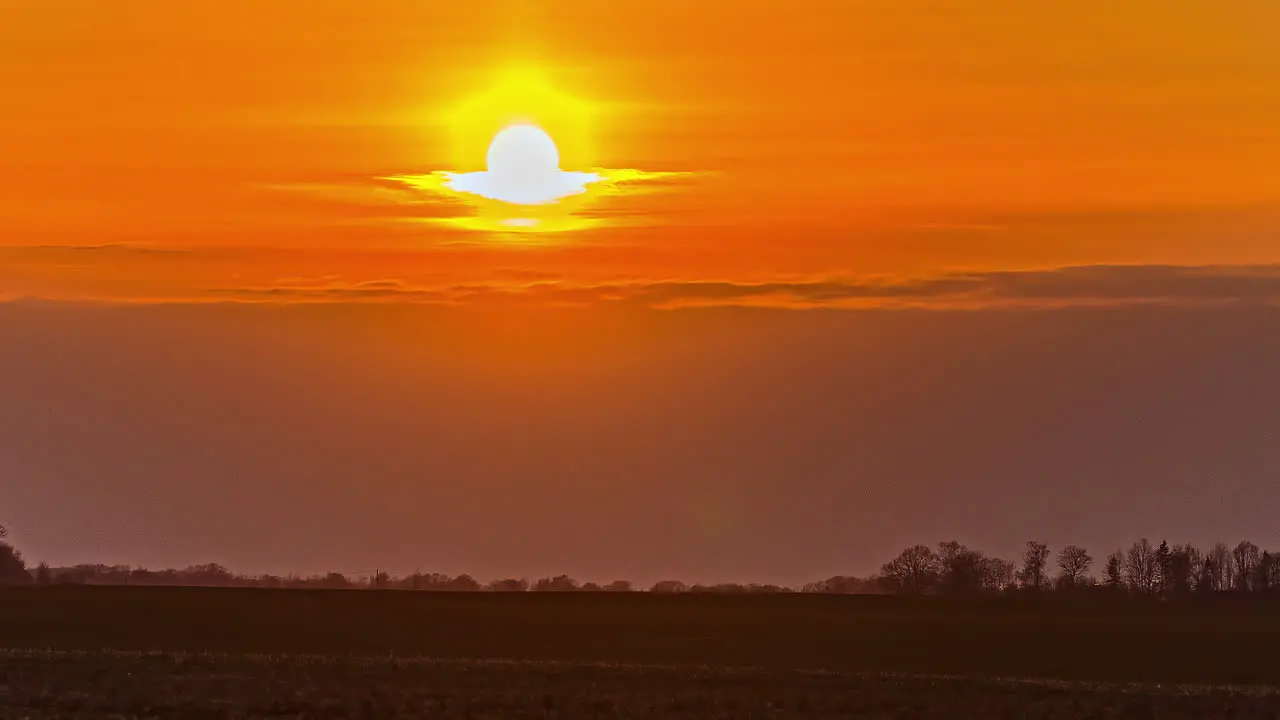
[3,650,1279,719]
[3,587,1280,717]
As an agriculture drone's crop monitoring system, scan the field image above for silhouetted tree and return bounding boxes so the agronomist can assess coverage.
[693,583,746,593]
[0,543,29,585]
[400,572,420,591]
[1103,551,1124,590]
[127,567,157,585]
[1207,542,1231,592]
[1167,544,1196,596]
[749,583,790,594]
[0,525,30,585]
[1197,557,1218,595]
[1267,553,1280,592]
[432,573,462,590]
[935,541,989,594]
[486,578,529,592]
[323,572,352,589]
[181,563,233,586]
[447,574,481,591]
[1253,552,1275,593]
[1123,538,1157,594]
[1232,541,1260,592]
[1017,541,1051,590]
[533,575,579,592]
[802,576,881,594]
[980,558,1017,593]
[649,580,688,593]
[1055,545,1093,587]
[1154,540,1172,595]
[7,526,1276,598]
[880,544,940,594]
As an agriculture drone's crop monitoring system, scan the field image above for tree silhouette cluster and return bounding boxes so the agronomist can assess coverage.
[844,539,1280,597]
[0,525,30,585]
[4,527,1279,597]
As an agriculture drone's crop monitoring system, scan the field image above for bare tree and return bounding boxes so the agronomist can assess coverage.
[1207,542,1231,592]
[936,541,988,594]
[880,544,941,594]
[1123,538,1157,594]
[980,557,1016,592]
[1018,541,1051,590]
[1232,541,1261,592]
[1168,544,1197,596]
[1267,553,1280,591]
[1197,556,1217,595]
[1056,545,1093,587]
[1254,552,1276,593]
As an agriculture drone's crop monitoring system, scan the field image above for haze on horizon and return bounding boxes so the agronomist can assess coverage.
[3,303,1279,586]
[1,0,1279,584]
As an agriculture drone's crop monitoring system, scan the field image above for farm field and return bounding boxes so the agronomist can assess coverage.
[2,587,1280,717]
[2,650,1279,719]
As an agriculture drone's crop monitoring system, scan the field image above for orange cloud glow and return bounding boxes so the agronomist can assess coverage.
[2,0,1279,304]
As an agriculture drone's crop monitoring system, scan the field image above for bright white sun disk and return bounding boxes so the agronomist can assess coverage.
[442,124,599,206]
[487,125,561,176]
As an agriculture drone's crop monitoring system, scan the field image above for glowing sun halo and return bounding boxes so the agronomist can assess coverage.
[442,124,601,206]
[380,66,694,236]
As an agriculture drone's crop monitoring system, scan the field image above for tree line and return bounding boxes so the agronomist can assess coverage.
[848,539,1280,596]
[3,526,1278,597]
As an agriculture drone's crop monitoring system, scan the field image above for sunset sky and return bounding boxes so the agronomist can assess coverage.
[2,1,1279,582]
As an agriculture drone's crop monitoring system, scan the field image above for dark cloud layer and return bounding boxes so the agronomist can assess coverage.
[204,264,1280,308]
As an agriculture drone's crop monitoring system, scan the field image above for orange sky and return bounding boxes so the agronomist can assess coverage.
[5,1,1280,581]
[2,0,1279,305]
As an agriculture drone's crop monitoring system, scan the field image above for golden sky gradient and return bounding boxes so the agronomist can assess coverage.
[2,0,1279,305]
[5,2,1280,580]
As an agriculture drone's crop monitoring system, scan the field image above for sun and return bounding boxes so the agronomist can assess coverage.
[384,64,688,236]
[441,124,601,206]
[440,66,602,173]
[486,124,559,177]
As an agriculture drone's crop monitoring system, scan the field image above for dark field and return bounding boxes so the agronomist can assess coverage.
[3,587,1280,718]
[4,650,1280,719]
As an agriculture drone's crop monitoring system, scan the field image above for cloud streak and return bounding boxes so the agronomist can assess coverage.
[252,169,704,237]
[0,244,191,257]
[203,265,1280,310]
